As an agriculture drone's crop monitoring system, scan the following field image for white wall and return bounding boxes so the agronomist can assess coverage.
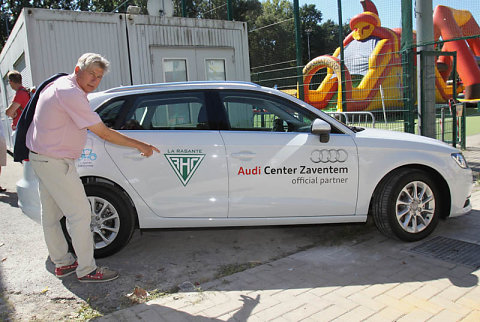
[0,12,30,148]
[126,15,250,84]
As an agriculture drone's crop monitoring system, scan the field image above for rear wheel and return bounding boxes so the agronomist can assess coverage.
[62,184,136,258]
[371,169,440,241]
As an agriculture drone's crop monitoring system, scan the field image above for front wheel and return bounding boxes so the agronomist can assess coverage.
[371,169,441,241]
[62,184,136,258]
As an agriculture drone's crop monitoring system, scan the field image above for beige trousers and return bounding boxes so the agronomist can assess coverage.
[29,152,96,277]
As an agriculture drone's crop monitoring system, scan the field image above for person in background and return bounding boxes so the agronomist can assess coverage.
[26,53,159,282]
[5,71,30,135]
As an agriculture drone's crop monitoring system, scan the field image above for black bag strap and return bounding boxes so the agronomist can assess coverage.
[13,73,68,162]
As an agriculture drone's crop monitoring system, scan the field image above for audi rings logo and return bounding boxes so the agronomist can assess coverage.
[310,149,348,163]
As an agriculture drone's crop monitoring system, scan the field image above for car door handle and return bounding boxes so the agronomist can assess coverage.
[123,152,151,161]
[231,151,256,160]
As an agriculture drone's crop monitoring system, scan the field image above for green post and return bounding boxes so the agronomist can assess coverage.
[337,0,346,111]
[182,0,187,17]
[419,51,425,134]
[416,0,436,139]
[227,0,233,21]
[452,53,457,148]
[293,0,304,100]
[452,101,457,148]
[401,0,414,133]
[461,103,466,150]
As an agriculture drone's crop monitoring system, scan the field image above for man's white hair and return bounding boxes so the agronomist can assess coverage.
[76,53,110,73]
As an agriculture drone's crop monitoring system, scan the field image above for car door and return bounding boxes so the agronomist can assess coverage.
[217,90,359,218]
[102,91,229,218]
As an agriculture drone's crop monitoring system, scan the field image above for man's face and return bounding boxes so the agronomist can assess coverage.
[75,65,105,93]
[8,80,20,91]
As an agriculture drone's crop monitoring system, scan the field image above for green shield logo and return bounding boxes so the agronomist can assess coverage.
[165,153,205,186]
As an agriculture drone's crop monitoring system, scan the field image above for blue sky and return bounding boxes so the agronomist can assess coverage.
[300,0,480,29]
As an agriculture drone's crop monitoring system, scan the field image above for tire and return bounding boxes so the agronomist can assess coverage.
[371,168,440,242]
[61,184,136,258]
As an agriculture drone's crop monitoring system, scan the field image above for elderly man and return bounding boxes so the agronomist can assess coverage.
[26,53,159,282]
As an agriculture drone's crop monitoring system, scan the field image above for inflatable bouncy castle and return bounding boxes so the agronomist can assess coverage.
[303,0,402,111]
[434,5,480,102]
[303,0,480,111]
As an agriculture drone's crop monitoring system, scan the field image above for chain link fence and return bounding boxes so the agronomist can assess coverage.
[248,0,480,149]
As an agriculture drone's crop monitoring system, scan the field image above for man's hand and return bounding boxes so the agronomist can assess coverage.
[88,122,160,157]
[138,142,160,157]
[5,102,20,118]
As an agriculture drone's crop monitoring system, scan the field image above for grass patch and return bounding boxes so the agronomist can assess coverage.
[144,289,172,302]
[466,115,480,136]
[215,262,261,279]
[71,302,102,320]
[340,108,480,139]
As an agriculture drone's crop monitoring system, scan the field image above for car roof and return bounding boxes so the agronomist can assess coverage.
[90,81,259,98]
[88,81,283,108]
[88,81,263,106]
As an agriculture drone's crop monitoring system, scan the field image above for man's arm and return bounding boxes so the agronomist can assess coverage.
[88,122,160,157]
[5,102,21,118]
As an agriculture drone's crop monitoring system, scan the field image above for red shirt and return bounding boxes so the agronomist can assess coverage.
[12,87,30,129]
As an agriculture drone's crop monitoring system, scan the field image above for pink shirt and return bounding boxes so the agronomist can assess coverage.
[26,74,101,159]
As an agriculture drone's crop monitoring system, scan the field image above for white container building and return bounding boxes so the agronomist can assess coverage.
[0,7,250,149]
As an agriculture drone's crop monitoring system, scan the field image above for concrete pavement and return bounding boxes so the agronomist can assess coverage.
[97,137,480,321]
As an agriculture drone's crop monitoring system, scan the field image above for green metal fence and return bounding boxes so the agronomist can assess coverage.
[248,1,480,150]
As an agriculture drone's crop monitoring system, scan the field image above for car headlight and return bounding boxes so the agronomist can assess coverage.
[451,153,468,169]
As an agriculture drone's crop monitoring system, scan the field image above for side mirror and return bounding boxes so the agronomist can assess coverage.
[311,118,331,143]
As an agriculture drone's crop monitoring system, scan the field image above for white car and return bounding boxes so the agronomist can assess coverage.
[17,81,473,257]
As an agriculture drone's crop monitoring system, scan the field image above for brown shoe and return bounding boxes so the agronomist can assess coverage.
[78,267,119,283]
[55,261,78,277]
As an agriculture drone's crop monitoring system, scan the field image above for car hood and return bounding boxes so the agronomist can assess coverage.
[353,128,458,153]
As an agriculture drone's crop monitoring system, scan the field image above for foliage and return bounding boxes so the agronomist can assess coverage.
[249,0,295,69]
[0,0,147,48]
[72,302,103,320]
[246,0,350,89]
[215,262,261,279]
[247,0,350,88]
[172,0,262,21]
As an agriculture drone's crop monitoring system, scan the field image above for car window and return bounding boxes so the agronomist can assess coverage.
[219,91,318,132]
[123,92,208,130]
[96,100,126,128]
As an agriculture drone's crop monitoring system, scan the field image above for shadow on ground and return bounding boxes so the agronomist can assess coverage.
[0,191,18,209]
[51,209,480,319]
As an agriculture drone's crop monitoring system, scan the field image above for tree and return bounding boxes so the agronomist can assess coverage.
[172,0,261,22]
[0,0,148,50]
[248,0,295,69]
[312,19,351,59]
[300,4,322,62]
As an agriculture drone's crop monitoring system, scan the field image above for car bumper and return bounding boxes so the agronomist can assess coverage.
[448,170,474,218]
[16,161,41,224]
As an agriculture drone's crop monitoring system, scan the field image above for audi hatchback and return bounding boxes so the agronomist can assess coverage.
[17,81,473,257]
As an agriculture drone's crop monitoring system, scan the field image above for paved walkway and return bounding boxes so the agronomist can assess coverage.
[98,138,480,322]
